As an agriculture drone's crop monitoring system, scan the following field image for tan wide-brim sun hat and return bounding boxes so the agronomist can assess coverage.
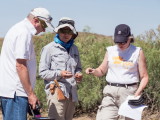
[55,17,77,35]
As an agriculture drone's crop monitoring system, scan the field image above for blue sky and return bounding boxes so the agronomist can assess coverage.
[0,0,160,37]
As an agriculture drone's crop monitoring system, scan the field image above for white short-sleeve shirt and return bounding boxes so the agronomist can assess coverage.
[106,45,141,84]
[0,18,37,98]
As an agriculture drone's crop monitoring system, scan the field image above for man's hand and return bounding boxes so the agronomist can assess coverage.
[28,92,39,109]
[16,59,39,109]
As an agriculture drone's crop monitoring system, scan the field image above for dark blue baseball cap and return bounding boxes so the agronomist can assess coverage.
[114,24,131,43]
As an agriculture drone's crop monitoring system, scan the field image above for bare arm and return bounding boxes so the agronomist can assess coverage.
[135,50,149,96]
[16,59,39,109]
[86,52,108,77]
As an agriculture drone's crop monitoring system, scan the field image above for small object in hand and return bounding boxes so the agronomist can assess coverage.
[88,69,92,73]
[128,94,145,106]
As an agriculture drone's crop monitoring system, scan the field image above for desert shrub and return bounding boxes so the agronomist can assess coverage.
[0,38,3,50]
[75,33,112,112]
[136,26,160,111]
[0,28,160,114]
[33,33,55,109]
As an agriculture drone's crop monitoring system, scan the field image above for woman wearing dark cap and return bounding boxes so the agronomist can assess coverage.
[86,24,149,120]
[39,17,82,120]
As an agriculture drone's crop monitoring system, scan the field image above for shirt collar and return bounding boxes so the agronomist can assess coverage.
[24,18,37,35]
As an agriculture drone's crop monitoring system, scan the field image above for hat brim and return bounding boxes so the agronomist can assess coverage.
[55,24,77,34]
[45,22,54,30]
[114,36,128,43]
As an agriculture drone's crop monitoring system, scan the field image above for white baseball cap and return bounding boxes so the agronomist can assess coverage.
[55,17,77,35]
[30,7,54,30]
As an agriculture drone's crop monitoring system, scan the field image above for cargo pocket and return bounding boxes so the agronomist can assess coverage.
[128,85,138,95]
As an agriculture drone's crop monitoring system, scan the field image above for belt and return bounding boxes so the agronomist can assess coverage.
[107,82,138,88]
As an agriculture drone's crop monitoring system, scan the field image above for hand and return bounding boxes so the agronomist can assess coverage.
[85,68,95,74]
[61,70,73,79]
[75,73,83,83]
[28,92,39,110]
[134,92,142,97]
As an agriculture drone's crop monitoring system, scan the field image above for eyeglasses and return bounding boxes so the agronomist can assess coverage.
[59,29,73,35]
[38,18,47,30]
[58,20,75,27]
[115,42,127,45]
[37,16,52,22]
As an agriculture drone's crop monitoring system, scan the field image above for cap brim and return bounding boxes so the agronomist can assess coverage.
[45,22,55,31]
[55,24,77,34]
[114,36,128,43]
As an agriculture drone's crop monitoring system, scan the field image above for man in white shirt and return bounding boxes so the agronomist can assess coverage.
[0,7,54,120]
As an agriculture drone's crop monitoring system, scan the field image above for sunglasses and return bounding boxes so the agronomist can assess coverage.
[38,18,48,30]
[59,29,73,35]
[37,16,53,22]
[58,20,75,27]
[115,42,127,45]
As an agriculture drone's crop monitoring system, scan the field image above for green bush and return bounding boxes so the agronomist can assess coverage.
[75,33,112,113]
[0,28,160,114]
[136,26,160,111]
[33,33,54,110]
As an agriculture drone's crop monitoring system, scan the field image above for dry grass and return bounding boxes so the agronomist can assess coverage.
[0,38,3,49]
[0,38,3,41]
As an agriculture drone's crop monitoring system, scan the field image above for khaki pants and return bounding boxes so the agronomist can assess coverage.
[47,91,75,120]
[96,85,138,120]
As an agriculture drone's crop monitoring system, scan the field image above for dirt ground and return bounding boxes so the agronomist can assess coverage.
[72,111,160,120]
[73,115,95,120]
[0,110,2,120]
[0,109,159,120]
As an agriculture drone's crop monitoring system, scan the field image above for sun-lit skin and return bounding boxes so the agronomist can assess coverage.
[56,26,83,82]
[29,17,46,35]
[58,27,73,43]
[34,18,46,35]
[116,38,131,50]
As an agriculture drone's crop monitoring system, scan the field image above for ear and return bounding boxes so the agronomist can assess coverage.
[31,17,40,27]
[33,17,40,23]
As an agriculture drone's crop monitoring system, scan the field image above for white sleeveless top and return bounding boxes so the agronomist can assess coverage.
[106,44,141,84]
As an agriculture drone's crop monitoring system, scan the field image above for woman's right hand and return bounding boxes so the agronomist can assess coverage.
[85,68,95,74]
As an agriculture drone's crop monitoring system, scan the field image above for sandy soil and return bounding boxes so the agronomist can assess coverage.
[73,116,95,120]
[0,109,159,120]
[0,110,2,120]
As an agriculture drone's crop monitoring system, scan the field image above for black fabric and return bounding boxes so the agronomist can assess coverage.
[128,94,145,106]
[72,32,78,39]
[32,117,55,120]
[114,24,131,43]
[107,82,138,88]
[58,20,75,27]
[28,104,41,116]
